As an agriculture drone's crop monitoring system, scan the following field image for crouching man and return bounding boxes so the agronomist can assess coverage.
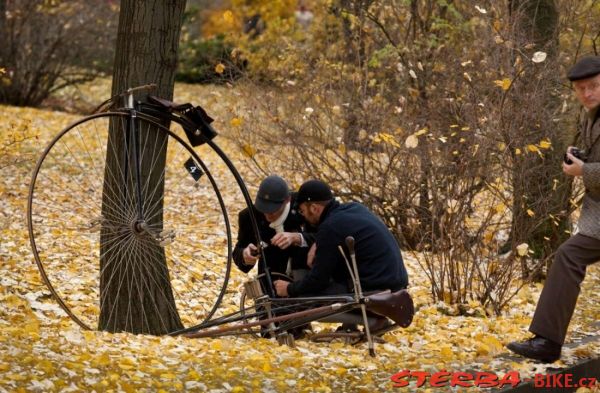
[233,175,315,280]
[274,179,409,300]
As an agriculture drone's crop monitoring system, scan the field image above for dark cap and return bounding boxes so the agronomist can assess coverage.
[296,179,333,205]
[254,175,290,214]
[567,56,600,81]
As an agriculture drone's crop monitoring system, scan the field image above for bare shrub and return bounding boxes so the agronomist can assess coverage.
[0,1,118,107]
[0,129,36,169]
[225,0,596,313]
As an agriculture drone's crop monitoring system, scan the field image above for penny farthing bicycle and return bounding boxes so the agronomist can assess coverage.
[27,84,267,333]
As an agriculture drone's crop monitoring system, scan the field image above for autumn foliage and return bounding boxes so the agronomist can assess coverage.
[1,83,599,391]
[195,0,600,313]
[1,0,600,386]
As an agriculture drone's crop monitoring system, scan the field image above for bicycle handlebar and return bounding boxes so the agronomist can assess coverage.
[91,83,158,114]
[125,84,157,95]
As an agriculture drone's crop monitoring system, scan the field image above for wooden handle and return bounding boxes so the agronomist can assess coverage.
[345,236,355,254]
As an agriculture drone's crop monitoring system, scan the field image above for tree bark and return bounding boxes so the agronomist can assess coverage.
[99,0,187,334]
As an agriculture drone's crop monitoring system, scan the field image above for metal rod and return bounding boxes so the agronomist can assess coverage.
[171,299,353,336]
[345,236,376,357]
[338,245,356,284]
[184,303,344,339]
[129,110,144,220]
[271,295,355,303]
[207,139,275,297]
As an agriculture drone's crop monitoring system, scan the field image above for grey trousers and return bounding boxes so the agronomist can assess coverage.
[529,234,600,345]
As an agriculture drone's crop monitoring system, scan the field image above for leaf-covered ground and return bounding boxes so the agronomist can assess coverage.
[0,82,598,392]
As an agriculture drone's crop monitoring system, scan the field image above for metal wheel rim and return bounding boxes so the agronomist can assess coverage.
[27,111,233,332]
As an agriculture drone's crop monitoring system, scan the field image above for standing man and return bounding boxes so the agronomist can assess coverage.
[274,180,408,298]
[233,175,314,280]
[507,56,600,363]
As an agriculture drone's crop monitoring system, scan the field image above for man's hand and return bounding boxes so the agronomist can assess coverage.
[242,243,259,265]
[271,232,301,250]
[563,151,584,177]
[307,243,317,268]
[274,280,290,297]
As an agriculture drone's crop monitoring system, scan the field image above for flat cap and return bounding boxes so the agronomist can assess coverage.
[296,179,333,205]
[567,56,600,81]
[255,175,290,214]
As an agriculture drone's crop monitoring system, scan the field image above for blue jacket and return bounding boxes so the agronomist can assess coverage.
[287,200,408,297]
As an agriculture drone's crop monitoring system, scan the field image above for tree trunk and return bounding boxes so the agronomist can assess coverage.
[99,0,187,334]
[0,0,5,84]
[508,0,572,277]
[0,1,6,38]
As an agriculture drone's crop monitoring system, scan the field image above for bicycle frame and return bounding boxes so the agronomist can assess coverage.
[179,284,414,357]
[177,237,414,357]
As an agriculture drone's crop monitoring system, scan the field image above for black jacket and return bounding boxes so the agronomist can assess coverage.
[233,194,315,275]
[287,200,408,297]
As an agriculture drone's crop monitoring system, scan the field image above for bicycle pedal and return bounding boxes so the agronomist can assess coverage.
[158,230,176,246]
[276,333,295,348]
[80,216,105,231]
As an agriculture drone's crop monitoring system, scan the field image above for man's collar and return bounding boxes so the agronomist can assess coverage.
[269,201,290,231]
[318,200,339,225]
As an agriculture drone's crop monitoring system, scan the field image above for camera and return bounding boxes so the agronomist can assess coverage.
[564,148,586,165]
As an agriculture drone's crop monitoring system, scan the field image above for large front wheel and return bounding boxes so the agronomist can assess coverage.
[27,112,232,333]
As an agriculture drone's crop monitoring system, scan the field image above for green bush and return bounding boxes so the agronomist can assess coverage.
[176,35,246,84]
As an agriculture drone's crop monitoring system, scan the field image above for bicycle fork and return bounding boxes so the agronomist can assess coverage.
[122,91,145,226]
[122,89,173,246]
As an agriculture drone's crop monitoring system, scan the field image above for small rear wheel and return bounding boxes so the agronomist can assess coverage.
[239,272,292,337]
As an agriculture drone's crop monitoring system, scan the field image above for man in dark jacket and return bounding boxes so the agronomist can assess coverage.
[233,175,314,280]
[274,180,408,298]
